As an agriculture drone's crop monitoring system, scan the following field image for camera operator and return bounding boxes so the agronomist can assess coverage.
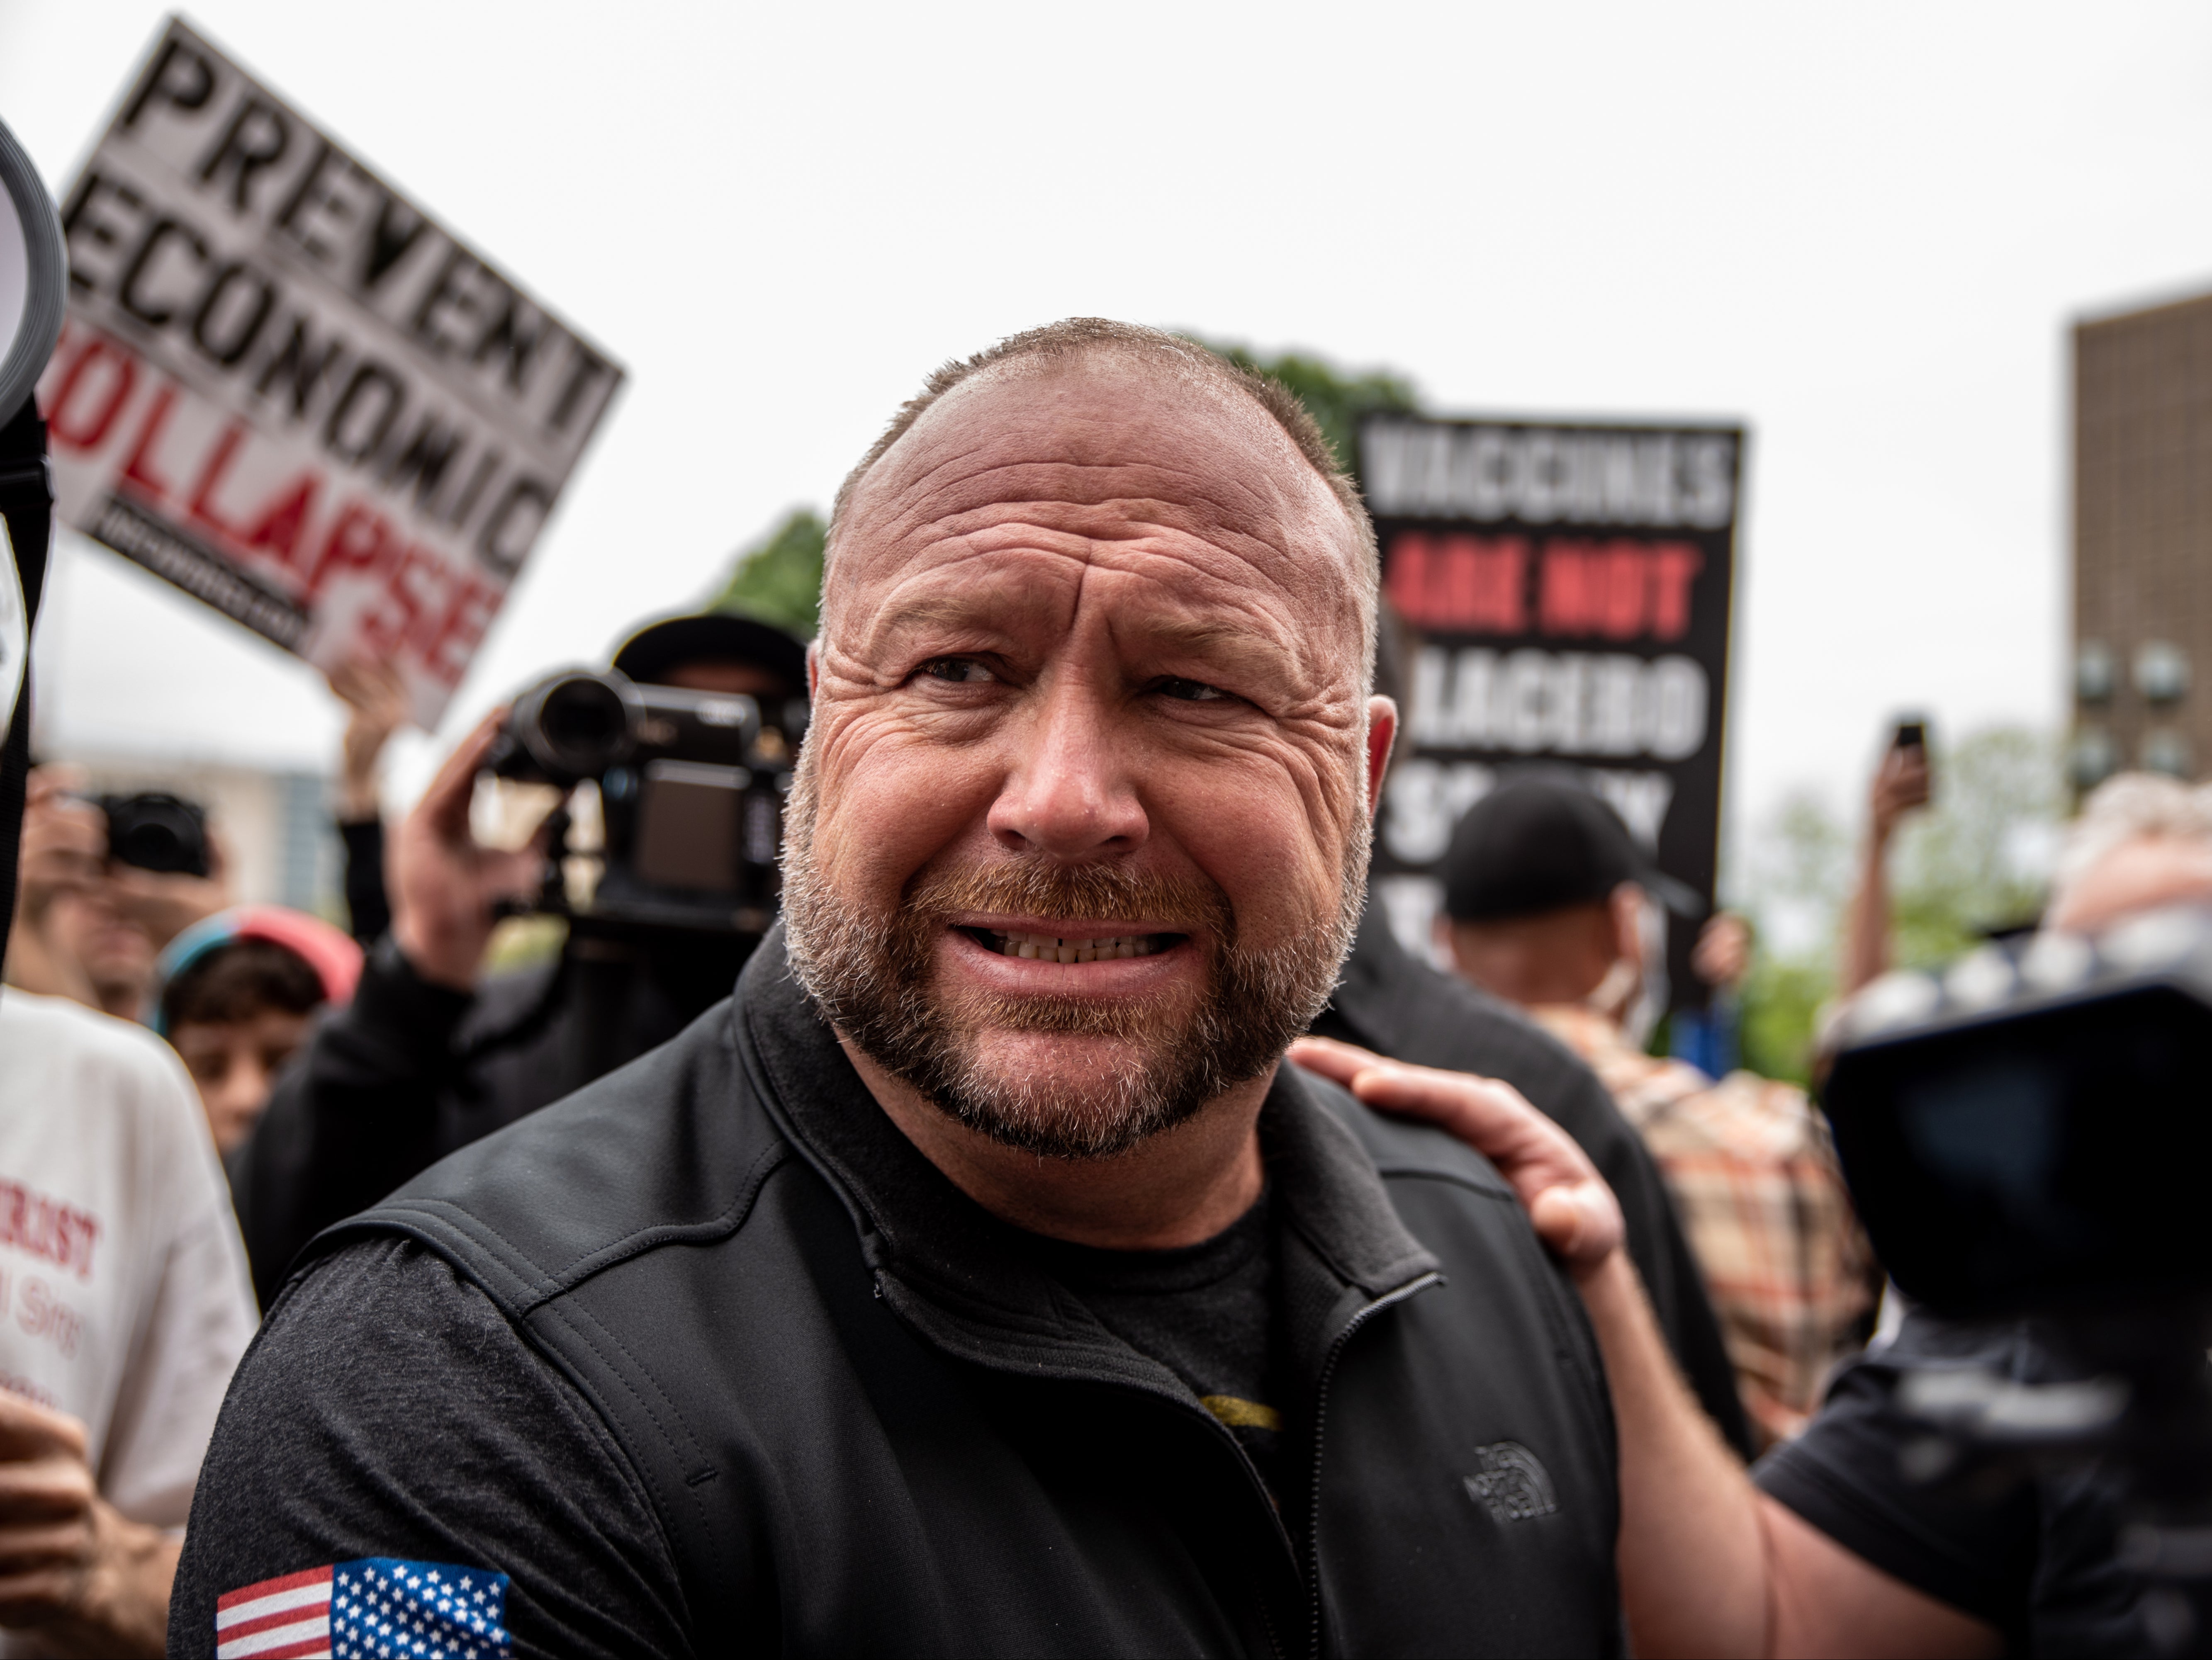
[231,612,807,1304]
[1303,769,2212,1657]
[2,770,229,1021]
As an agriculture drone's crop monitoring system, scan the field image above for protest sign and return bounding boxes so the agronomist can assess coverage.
[37,17,623,724]
[1360,413,1744,1010]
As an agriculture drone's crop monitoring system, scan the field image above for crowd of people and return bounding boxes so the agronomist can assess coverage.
[0,317,2190,1655]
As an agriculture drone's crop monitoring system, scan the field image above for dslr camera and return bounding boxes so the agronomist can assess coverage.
[96,791,212,878]
[485,667,808,935]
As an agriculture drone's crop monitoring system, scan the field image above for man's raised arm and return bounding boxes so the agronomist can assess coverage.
[1288,1035,1998,1660]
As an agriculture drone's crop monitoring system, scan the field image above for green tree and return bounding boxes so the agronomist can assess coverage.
[709,508,826,637]
[1733,786,1856,1084]
[1732,725,2062,1084]
[1737,957,1835,1087]
[1180,336,1421,482]
[1886,727,2061,966]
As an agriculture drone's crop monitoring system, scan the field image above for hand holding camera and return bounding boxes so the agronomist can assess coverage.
[99,795,227,953]
[389,710,552,993]
[16,769,103,911]
[5,773,232,1020]
[4,769,103,1004]
[483,666,803,934]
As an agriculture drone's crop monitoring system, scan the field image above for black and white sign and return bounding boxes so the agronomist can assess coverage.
[1361,413,1744,1008]
[37,17,623,724]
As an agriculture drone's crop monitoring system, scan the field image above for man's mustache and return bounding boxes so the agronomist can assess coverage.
[903,860,1233,939]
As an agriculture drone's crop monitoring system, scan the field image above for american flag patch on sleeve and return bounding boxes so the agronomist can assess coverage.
[214,1558,511,1659]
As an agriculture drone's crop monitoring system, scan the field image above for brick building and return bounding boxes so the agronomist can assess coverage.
[2073,291,2212,786]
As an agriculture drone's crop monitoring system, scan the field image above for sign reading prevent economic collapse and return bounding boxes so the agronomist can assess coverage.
[37,18,623,724]
[1359,413,1742,1009]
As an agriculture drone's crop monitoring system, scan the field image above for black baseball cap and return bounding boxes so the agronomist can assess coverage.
[1441,776,1703,922]
[611,612,808,693]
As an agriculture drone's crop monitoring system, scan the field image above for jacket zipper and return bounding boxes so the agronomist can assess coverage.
[1166,1387,1300,1659]
[1303,1272,1444,1660]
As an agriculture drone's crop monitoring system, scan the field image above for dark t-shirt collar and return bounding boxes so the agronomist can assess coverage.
[732,928,1439,1393]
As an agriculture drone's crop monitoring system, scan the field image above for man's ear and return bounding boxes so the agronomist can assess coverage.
[1364,695,1398,819]
[805,642,820,700]
[1431,911,1459,973]
[1609,883,1646,971]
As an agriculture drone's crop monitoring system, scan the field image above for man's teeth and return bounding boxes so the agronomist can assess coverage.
[991,930,1164,964]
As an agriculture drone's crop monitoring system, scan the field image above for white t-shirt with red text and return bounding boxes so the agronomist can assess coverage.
[0,989,257,1526]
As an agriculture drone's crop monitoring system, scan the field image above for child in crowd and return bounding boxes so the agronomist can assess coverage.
[153,908,363,1156]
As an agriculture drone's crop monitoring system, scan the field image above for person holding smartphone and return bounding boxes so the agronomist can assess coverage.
[1841,718,1933,999]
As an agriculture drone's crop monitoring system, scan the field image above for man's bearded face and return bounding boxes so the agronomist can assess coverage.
[786,351,1383,1161]
[782,760,1363,1158]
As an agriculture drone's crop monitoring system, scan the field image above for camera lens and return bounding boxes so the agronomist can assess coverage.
[114,819,185,869]
[512,670,640,782]
[543,680,626,758]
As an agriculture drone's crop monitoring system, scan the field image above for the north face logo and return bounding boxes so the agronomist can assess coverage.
[1463,1441,1557,1522]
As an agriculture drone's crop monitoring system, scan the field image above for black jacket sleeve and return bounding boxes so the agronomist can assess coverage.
[338,817,392,947]
[232,937,472,1305]
[170,1237,690,1660]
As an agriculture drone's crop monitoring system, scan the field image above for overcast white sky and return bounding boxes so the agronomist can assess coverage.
[5,0,2208,869]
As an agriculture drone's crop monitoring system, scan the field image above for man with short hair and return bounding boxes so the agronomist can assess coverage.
[173,321,1624,1657]
[1436,776,1877,1447]
[1300,768,2212,1656]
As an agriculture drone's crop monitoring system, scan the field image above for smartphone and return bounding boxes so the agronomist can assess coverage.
[1893,719,1927,752]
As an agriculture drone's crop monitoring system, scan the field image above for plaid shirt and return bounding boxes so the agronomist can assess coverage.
[1531,1006,1880,1449]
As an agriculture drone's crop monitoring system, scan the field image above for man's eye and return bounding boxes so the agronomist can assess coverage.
[918,658,995,685]
[1156,678,1228,703]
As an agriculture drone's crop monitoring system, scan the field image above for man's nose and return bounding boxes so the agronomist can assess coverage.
[987,679,1149,862]
[222,1057,270,1119]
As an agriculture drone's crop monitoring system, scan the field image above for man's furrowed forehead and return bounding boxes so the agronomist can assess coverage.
[836,353,1358,582]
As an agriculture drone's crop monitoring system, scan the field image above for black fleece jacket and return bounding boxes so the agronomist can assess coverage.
[1311,902,1755,1457]
[174,933,1625,1658]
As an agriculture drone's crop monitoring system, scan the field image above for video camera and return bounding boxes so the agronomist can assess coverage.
[1824,909,2212,1323]
[484,666,807,935]
[1825,912,2212,1653]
